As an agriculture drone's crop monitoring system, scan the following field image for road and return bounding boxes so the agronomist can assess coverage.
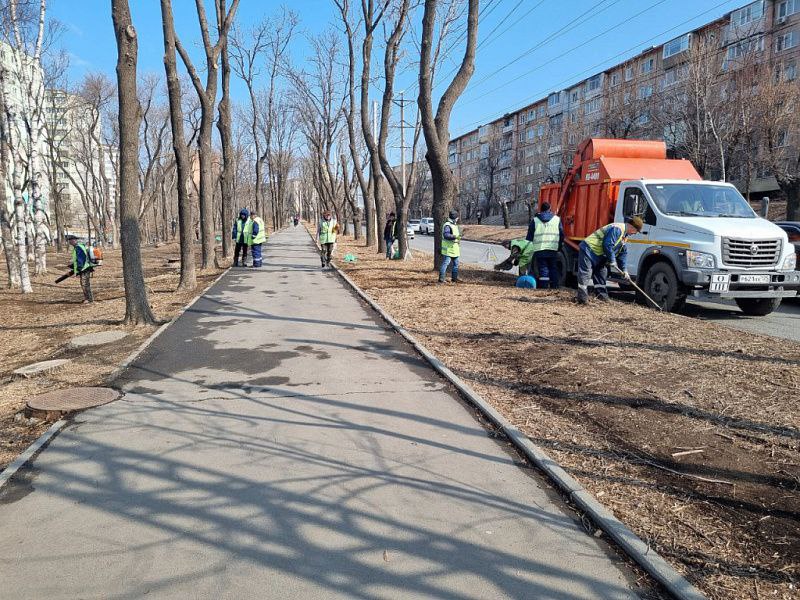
[409,232,800,343]
[0,227,639,599]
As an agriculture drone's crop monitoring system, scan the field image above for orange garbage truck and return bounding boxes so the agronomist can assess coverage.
[538,138,799,315]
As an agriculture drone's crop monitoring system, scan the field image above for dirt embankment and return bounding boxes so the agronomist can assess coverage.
[0,243,224,471]
[336,234,799,600]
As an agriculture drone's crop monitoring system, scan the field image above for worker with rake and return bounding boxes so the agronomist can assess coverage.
[576,216,643,305]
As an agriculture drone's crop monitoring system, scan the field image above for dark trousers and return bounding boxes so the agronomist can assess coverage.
[384,236,395,258]
[80,271,93,302]
[321,243,334,266]
[251,243,263,267]
[535,252,560,289]
[233,242,248,266]
[577,242,609,298]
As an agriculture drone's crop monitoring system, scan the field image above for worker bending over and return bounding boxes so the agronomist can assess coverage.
[495,239,534,276]
[576,216,643,305]
[526,201,564,288]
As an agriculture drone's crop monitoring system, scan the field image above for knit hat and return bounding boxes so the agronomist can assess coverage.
[448,210,459,220]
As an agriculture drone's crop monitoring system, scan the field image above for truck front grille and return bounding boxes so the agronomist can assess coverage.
[722,238,782,268]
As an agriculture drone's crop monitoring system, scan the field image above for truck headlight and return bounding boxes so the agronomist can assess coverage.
[782,253,797,271]
[686,250,715,269]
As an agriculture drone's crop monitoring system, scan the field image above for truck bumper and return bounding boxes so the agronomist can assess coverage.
[680,268,800,299]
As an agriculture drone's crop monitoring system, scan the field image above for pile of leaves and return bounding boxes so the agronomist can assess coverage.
[337,234,799,600]
[0,243,223,470]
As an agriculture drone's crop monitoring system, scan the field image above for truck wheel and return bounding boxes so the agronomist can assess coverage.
[559,248,576,287]
[641,263,685,312]
[734,297,781,316]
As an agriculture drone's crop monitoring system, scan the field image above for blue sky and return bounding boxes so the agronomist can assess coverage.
[52,0,746,140]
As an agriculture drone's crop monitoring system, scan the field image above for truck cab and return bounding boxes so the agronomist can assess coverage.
[539,138,800,315]
[616,180,799,315]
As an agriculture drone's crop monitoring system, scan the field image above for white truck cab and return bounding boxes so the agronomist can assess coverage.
[614,179,800,315]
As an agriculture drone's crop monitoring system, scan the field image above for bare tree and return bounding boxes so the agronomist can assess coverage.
[174,0,240,269]
[217,15,234,258]
[418,0,479,268]
[111,0,156,324]
[159,0,195,290]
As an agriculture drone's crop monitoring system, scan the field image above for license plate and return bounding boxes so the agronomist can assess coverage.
[710,273,730,293]
[739,274,770,284]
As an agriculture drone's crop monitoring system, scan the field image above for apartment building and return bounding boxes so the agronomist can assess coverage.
[449,0,800,218]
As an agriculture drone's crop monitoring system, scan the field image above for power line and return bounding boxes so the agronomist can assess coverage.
[476,0,547,51]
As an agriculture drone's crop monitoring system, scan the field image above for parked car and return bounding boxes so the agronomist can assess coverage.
[406,224,415,239]
[408,219,421,233]
[419,217,434,235]
[776,221,800,263]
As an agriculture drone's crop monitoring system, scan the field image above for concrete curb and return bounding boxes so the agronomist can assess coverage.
[0,266,232,491]
[0,419,67,491]
[330,256,706,600]
[106,266,231,384]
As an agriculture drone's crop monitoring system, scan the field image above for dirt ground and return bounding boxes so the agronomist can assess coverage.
[458,224,528,244]
[336,234,799,600]
[0,242,224,472]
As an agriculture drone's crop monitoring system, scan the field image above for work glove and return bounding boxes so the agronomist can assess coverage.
[609,262,621,274]
[623,271,631,281]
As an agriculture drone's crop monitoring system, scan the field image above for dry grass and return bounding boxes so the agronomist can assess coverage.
[458,224,528,244]
[0,242,224,470]
[337,234,800,600]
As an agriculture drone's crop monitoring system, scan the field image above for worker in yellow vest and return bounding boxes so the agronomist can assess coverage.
[576,216,643,304]
[318,210,339,268]
[248,210,268,268]
[231,208,251,267]
[438,210,462,283]
[526,202,564,288]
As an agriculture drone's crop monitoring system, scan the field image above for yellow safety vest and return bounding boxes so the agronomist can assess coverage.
[251,217,267,245]
[441,221,460,257]
[530,216,560,252]
[585,223,625,257]
[320,219,337,244]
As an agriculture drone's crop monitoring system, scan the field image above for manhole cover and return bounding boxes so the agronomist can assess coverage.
[68,331,129,349]
[27,387,121,414]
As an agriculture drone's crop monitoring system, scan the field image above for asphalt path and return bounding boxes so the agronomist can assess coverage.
[0,227,640,599]
[409,232,800,343]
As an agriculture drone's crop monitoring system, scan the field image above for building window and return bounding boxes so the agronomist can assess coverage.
[537,105,545,118]
[571,90,579,103]
[549,113,563,132]
[641,58,655,74]
[637,85,653,99]
[776,31,798,52]
[624,66,634,81]
[537,124,545,137]
[527,128,535,141]
[726,35,765,61]
[624,91,632,105]
[661,64,688,88]
[786,61,798,80]
[584,98,602,114]
[731,1,764,26]
[777,0,799,20]
[548,92,560,107]
[519,131,526,143]
[611,72,621,86]
[637,112,650,126]
[663,34,690,59]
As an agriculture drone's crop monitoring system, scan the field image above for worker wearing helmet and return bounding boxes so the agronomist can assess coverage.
[248,210,268,268]
[526,201,564,288]
[438,210,462,283]
[318,210,339,268]
[232,208,251,267]
[576,216,643,305]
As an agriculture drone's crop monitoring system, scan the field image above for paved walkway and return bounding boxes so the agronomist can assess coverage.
[0,228,640,599]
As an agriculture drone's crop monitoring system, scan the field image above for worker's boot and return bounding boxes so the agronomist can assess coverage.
[576,287,589,305]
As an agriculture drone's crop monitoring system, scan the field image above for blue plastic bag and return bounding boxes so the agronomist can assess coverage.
[515,275,537,289]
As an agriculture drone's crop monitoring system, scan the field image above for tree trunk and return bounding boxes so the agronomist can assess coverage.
[501,202,510,228]
[783,179,799,221]
[112,0,157,325]
[418,0,479,270]
[217,34,234,259]
[0,208,20,288]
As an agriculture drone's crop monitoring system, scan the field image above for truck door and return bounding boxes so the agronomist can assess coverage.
[617,184,655,277]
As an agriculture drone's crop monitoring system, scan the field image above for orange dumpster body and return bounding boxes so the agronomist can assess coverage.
[539,138,701,248]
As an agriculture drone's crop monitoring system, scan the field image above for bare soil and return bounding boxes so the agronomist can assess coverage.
[0,243,224,471]
[336,234,800,600]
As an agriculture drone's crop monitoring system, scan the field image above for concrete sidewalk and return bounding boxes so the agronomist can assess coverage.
[0,227,642,599]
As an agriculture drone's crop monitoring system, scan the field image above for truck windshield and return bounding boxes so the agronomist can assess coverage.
[646,184,756,218]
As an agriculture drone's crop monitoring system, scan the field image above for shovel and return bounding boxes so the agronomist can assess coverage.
[611,266,663,311]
